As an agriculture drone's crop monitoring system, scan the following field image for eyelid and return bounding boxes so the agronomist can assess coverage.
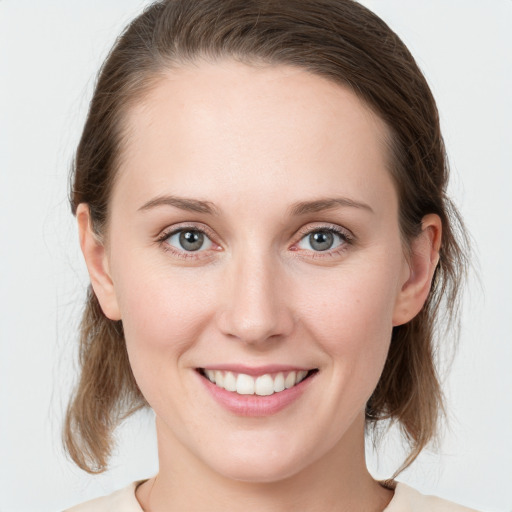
[155,221,354,260]
[157,222,217,242]
[294,222,354,243]
[290,222,355,256]
[156,222,222,258]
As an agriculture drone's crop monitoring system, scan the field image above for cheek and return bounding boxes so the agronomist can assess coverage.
[112,262,215,379]
[296,259,400,368]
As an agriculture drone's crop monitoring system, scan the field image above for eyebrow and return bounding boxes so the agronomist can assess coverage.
[138,194,373,217]
[138,195,219,215]
[288,197,374,216]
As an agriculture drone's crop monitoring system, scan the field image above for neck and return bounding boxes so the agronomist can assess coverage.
[136,414,393,512]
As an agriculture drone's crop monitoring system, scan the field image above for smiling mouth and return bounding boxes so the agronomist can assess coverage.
[198,368,318,396]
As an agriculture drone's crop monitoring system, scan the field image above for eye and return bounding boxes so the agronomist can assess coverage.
[166,229,213,252]
[296,228,347,252]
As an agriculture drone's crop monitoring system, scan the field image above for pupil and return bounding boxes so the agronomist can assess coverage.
[310,231,333,251]
[179,231,204,251]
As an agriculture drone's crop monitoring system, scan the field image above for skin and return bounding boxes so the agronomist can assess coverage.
[78,60,441,512]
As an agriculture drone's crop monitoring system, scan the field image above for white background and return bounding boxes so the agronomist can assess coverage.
[0,1,510,511]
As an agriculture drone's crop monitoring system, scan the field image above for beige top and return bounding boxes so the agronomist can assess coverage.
[64,481,479,511]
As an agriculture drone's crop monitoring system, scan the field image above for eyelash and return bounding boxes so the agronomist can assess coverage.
[293,224,354,259]
[156,223,219,260]
[156,223,354,260]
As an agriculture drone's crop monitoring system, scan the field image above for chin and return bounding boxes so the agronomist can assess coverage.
[214,459,304,484]
[201,437,318,484]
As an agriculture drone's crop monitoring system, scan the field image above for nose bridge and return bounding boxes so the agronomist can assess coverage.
[217,244,293,345]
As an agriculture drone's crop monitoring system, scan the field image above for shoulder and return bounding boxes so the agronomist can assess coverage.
[384,482,480,512]
[63,481,144,512]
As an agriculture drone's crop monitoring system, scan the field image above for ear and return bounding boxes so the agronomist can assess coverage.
[76,204,121,321]
[392,214,442,326]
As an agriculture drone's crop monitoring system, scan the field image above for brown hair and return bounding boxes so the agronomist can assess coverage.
[65,0,468,475]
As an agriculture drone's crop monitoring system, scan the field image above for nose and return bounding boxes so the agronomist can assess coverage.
[216,250,294,347]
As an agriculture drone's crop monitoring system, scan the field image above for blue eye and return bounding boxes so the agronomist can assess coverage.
[297,229,346,252]
[166,229,213,252]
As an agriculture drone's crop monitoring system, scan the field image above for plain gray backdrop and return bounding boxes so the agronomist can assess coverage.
[0,1,511,511]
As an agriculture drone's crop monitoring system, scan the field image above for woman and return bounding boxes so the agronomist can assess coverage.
[64,0,476,510]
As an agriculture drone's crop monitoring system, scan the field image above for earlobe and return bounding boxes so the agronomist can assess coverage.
[76,204,121,321]
[392,214,442,326]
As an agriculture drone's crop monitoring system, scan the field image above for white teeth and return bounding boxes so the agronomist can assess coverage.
[255,374,274,396]
[297,370,308,383]
[284,371,296,389]
[203,369,312,395]
[214,370,224,388]
[236,373,255,395]
[224,371,237,392]
[274,372,285,392]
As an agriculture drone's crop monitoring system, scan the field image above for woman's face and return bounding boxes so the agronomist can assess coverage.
[97,61,415,481]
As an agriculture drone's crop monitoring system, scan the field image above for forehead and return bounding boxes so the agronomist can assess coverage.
[114,60,395,214]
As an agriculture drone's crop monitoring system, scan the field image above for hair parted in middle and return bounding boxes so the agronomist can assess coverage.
[65,0,468,475]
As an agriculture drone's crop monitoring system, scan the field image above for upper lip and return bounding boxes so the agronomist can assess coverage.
[198,364,315,377]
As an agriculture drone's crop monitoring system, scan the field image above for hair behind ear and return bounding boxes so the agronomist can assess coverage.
[366,312,443,477]
[63,288,146,473]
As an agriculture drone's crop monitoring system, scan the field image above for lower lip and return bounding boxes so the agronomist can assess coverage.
[198,372,315,417]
